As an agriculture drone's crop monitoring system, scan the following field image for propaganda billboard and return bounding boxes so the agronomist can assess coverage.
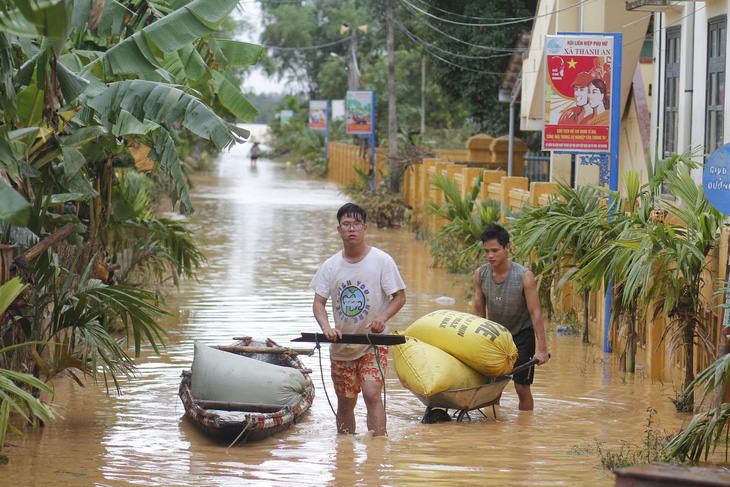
[280,109,294,127]
[346,90,375,135]
[543,35,614,152]
[309,100,328,131]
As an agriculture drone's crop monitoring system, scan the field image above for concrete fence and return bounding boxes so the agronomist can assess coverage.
[327,133,528,188]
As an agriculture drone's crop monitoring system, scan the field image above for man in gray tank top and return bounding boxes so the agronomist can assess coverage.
[472,223,549,410]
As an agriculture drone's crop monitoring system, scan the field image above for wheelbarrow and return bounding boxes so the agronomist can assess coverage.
[414,357,542,423]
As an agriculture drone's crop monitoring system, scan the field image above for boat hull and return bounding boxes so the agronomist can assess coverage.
[179,338,315,442]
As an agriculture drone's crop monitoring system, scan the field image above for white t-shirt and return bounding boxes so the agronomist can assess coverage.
[310,246,406,360]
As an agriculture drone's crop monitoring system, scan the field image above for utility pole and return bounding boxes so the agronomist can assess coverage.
[347,27,360,90]
[421,52,426,135]
[385,0,398,192]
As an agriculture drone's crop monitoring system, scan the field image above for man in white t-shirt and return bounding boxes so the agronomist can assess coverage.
[310,203,406,436]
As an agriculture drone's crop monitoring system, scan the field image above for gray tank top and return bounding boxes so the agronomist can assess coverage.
[478,262,533,335]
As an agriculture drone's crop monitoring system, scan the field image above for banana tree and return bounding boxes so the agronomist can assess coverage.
[0,0,262,389]
[1,0,264,222]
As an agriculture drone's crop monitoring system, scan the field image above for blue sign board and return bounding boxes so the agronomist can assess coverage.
[703,143,730,215]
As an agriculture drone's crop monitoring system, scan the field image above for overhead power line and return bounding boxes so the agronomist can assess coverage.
[424,47,524,76]
[409,0,535,21]
[395,19,512,60]
[405,12,518,52]
[265,37,350,51]
[399,0,599,28]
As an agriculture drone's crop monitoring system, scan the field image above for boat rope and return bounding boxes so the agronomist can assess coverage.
[365,333,387,411]
[312,338,355,434]
[226,417,251,453]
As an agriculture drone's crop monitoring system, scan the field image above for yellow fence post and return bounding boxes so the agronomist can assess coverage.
[499,176,528,222]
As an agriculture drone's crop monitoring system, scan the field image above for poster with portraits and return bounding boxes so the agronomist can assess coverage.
[543,35,614,152]
[309,100,329,131]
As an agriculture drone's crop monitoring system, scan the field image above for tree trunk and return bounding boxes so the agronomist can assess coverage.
[714,241,730,406]
[582,288,590,343]
[385,0,398,192]
[347,29,359,91]
[683,322,695,409]
[627,311,636,374]
[421,52,426,135]
[713,324,728,407]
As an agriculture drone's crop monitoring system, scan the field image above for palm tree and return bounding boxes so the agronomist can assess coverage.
[628,165,721,408]
[0,278,58,463]
[509,182,621,343]
[574,171,653,373]
[423,171,501,273]
[665,343,730,462]
[578,150,719,406]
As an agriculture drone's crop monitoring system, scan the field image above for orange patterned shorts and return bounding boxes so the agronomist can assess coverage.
[331,346,388,398]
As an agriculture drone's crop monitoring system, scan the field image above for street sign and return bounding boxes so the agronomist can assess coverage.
[703,143,730,215]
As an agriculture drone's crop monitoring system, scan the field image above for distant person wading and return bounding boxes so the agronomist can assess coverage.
[249,141,261,167]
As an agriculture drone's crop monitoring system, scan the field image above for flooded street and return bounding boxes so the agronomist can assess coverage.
[1,129,694,486]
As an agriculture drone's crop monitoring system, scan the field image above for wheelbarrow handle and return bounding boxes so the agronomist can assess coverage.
[508,353,551,376]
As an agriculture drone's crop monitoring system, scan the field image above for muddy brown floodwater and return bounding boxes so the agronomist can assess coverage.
[0,130,697,486]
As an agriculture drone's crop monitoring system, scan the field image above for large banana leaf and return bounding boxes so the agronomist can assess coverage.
[215,39,266,68]
[56,61,90,103]
[162,44,208,82]
[88,79,249,147]
[102,0,239,76]
[0,0,69,40]
[149,128,193,212]
[210,70,259,122]
[0,178,30,225]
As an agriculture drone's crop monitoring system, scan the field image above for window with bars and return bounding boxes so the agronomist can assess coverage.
[663,27,681,156]
[705,16,726,157]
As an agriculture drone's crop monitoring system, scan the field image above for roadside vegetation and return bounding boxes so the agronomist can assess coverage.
[0,0,263,461]
[419,147,730,467]
[258,0,539,221]
[570,408,677,470]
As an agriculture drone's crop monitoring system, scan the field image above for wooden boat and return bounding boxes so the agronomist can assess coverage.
[179,337,315,443]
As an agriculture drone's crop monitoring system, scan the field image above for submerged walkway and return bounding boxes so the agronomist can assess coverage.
[0,138,694,486]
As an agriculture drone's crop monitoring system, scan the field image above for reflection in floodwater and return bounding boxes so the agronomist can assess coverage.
[0,135,698,486]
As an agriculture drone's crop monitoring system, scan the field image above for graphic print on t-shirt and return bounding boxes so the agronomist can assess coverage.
[336,281,370,323]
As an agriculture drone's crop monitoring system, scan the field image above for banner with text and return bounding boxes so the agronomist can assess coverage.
[346,90,375,135]
[543,35,614,152]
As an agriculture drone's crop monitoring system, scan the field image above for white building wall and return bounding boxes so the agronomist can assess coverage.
[653,2,730,185]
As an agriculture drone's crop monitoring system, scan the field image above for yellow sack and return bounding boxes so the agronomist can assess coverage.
[393,336,487,396]
[405,310,518,377]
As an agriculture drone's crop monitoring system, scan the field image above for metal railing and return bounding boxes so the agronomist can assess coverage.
[523,151,551,182]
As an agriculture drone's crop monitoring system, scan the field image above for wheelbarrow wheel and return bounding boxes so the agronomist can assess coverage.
[422,407,452,424]
[456,410,467,421]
